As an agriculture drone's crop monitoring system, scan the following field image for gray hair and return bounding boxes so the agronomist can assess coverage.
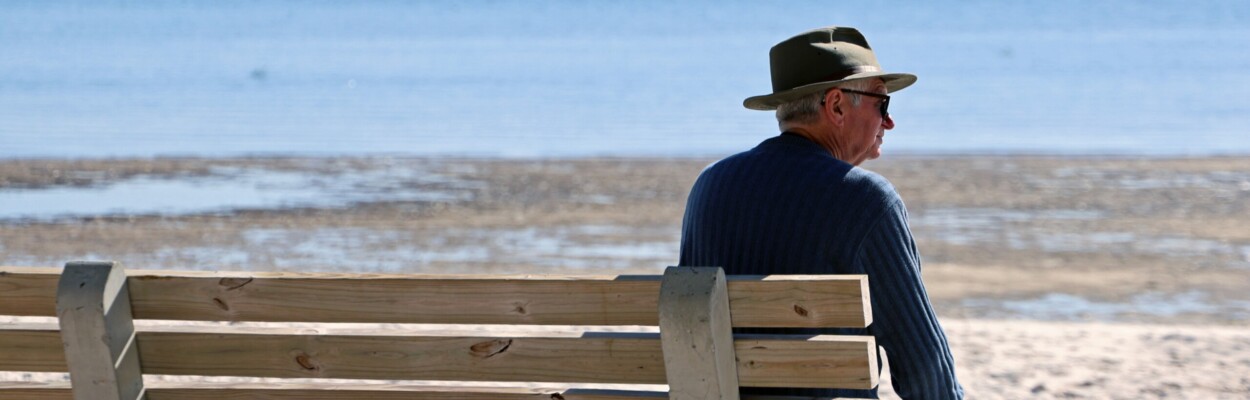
[775,79,873,125]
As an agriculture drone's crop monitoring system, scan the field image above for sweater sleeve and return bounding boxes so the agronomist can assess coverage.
[856,200,964,399]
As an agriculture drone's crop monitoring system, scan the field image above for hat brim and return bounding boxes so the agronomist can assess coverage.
[742,72,917,111]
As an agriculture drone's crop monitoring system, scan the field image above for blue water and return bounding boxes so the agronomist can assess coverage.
[2,0,1248,158]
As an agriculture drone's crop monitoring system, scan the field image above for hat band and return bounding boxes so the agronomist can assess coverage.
[818,65,881,82]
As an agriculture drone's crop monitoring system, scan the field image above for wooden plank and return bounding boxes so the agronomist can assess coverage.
[0,323,66,372]
[135,331,666,384]
[732,275,872,328]
[0,381,849,400]
[658,267,739,400]
[0,324,874,389]
[2,268,870,328]
[0,381,72,400]
[55,261,145,400]
[125,272,870,328]
[126,273,660,326]
[735,335,879,390]
[145,384,664,400]
[0,266,61,317]
[128,329,874,389]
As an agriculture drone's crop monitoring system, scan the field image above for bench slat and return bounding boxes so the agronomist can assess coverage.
[135,331,875,389]
[0,267,60,317]
[0,381,72,400]
[0,324,66,372]
[1,267,870,328]
[1,381,663,400]
[0,324,875,390]
[0,381,859,400]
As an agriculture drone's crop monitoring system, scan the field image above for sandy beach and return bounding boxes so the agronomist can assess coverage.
[893,319,1250,399]
[2,155,1249,398]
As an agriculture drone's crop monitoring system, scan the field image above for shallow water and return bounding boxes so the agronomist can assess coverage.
[0,166,477,221]
[911,207,1250,267]
[57,224,682,273]
[962,292,1250,322]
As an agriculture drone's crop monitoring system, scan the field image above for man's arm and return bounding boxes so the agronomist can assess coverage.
[856,200,964,399]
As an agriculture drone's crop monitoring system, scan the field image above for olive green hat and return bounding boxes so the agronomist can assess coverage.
[743,26,917,111]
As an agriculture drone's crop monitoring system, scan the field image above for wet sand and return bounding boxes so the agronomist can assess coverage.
[3,155,1250,398]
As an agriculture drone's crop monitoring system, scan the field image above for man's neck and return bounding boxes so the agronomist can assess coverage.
[780,124,849,163]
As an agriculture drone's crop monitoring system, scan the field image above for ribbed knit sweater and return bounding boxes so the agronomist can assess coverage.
[678,133,964,399]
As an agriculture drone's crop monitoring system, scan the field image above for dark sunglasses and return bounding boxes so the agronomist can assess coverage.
[837,89,891,118]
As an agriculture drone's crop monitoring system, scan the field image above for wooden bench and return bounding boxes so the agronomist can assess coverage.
[0,261,877,399]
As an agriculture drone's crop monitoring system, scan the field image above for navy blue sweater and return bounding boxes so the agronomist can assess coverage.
[679,133,964,399]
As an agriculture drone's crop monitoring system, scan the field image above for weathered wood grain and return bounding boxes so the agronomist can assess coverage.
[0,323,65,372]
[734,335,879,389]
[3,267,869,327]
[0,327,874,392]
[734,274,872,328]
[0,381,72,400]
[127,330,873,389]
[128,274,663,326]
[0,381,844,400]
[144,384,666,400]
[0,266,61,317]
[135,331,666,384]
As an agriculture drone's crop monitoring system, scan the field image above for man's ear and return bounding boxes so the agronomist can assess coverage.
[823,90,845,126]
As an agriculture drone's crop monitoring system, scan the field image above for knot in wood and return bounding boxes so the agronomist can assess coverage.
[469,338,513,358]
[550,394,566,400]
[793,304,810,317]
[295,353,320,372]
[212,297,230,311]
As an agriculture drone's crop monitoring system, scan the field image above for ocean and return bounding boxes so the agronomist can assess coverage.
[2,0,1248,158]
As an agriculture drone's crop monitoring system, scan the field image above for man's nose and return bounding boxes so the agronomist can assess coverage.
[883,114,895,130]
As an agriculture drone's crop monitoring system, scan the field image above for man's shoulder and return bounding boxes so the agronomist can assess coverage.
[843,167,900,202]
[696,154,900,214]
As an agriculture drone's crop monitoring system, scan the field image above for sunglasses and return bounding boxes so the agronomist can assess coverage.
[836,89,891,118]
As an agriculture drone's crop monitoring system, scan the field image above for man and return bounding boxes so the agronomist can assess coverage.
[678,26,964,398]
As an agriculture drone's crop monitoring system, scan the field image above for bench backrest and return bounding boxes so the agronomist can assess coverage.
[0,262,876,399]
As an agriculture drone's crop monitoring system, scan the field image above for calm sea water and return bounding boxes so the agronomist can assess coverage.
[2,0,1248,158]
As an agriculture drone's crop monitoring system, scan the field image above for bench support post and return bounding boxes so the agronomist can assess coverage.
[56,261,145,400]
[658,266,740,400]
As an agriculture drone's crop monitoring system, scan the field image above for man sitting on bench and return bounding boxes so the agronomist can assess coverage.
[678,26,964,399]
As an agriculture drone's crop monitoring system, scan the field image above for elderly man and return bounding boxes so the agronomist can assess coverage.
[678,26,964,398]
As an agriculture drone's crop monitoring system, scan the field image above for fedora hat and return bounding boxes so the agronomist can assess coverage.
[743,26,917,111]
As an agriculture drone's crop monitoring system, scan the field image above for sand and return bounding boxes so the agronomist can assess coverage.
[884,318,1250,399]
